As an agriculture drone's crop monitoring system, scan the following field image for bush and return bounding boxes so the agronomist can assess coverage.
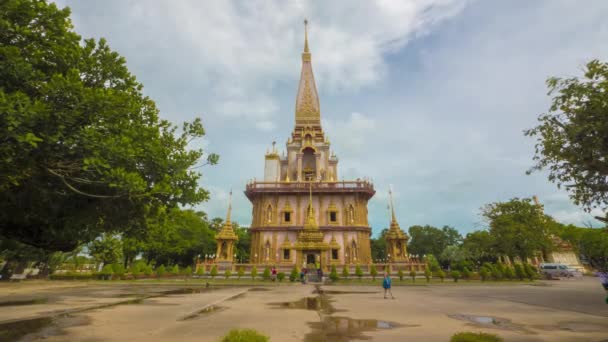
[427,255,440,272]
[210,265,218,279]
[451,270,461,282]
[524,263,537,281]
[437,270,445,282]
[450,331,503,342]
[251,266,258,280]
[355,265,363,280]
[156,265,166,278]
[100,264,114,280]
[196,266,205,276]
[480,269,490,282]
[461,267,471,280]
[277,272,285,282]
[289,267,299,282]
[262,267,271,280]
[491,266,503,281]
[221,328,269,342]
[424,268,432,283]
[329,265,338,282]
[370,264,378,280]
[342,265,350,279]
[238,267,245,280]
[224,269,232,279]
[170,265,179,276]
[409,270,416,283]
[50,272,95,280]
[112,263,126,278]
[504,266,515,280]
[397,269,404,281]
[182,266,192,277]
[514,263,525,280]
[143,264,153,276]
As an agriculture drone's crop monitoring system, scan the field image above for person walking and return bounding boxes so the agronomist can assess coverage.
[271,266,277,282]
[383,272,395,299]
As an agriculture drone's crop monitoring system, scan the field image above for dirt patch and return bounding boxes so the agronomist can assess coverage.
[448,314,531,333]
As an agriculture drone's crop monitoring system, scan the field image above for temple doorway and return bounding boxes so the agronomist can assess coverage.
[306,252,319,266]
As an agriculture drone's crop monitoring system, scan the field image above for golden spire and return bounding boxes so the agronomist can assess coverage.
[389,186,397,224]
[304,19,310,54]
[225,189,232,224]
[305,182,317,228]
[295,19,320,125]
[217,188,238,241]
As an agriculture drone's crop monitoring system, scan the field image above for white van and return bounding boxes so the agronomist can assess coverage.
[539,263,580,279]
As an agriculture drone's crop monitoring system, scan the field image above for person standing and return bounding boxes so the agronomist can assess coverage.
[383,272,395,299]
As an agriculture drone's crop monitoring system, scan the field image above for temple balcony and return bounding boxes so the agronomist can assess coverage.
[244,180,375,200]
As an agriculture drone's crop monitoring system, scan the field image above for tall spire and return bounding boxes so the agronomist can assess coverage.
[225,189,232,224]
[389,186,397,224]
[295,19,320,126]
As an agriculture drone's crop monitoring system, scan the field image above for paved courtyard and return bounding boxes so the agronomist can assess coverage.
[0,278,607,341]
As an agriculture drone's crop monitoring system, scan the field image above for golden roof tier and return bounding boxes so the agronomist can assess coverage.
[295,19,320,126]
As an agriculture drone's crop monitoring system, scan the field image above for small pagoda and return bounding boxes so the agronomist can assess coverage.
[293,184,330,267]
[215,190,238,266]
[385,187,409,263]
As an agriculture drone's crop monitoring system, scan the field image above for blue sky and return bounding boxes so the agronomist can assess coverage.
[54,0,608,236]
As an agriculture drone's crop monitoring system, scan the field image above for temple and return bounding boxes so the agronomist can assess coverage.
[245,20,375,270]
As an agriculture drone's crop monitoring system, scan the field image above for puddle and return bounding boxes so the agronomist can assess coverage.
[0,317,53,341]
[0,298,48,307]
[448,314,528,332]
[313,290,378,295]
[305,316,407,341]
[248,287,271,292]
[557,321,608,333]
[269,296,335,314]
[0,314,90,342]
[179,305,225,321]
[161,288,211,296]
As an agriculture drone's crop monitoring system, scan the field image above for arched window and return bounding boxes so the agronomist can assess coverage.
[266,204,273,224]
[348,204,355,224]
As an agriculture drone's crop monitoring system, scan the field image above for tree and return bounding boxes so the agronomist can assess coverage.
[0,0,218,253]
[439,245,468,269]
[559,224,608,271]
[370,264,378,280]
[409,270,416,283]
[450,270,461,282]
[251,266,258,280]
[289,267,299,282]
[462,230,497,264]
[277,272,285,282]
[397,269,404,281]
[355,265,363,280]
[237,267,245,280]
[234,225,250,263]
[341,265,349,279]
[408,225,462,257]
[209,265,218,279]
[437,270,445,282]
[156,265,166,278]
[424,268,432,282]
[371,229,388,261]
[224,269,231,279]
[262,267,271,280]
[481,198,554,261]
[525,60,608,221]
[329,265,338,282]
[88,234,123,268]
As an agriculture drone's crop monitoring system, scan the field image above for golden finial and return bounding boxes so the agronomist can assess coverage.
[388,185,397,224]
[225,188,232,224]
[304,19,309,53]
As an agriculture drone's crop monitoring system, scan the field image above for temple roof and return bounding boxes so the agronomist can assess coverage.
[295,19,320,126]
[385,187,408,241]
[216,190,238,241]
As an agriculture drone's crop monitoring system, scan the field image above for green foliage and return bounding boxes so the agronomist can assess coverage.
[451,270,461,282]
[559,225,608,271]
[480,269,490,282]
[143,264,153,276]
[156,265,166,277]
[329,265,338,282]
[371,229,388,261]
[437,270,445,282]
[220,328,269,342]
[451,331,503,342]
[182,266,192,277]
[409,270,416,282]
[100,264,114,280]
[524,263,537,281]
[462,230,496,265]
[209,265,218,279]
[424,268,432,282]
[262,267,271,280]
[111,263,125,278]
[461,267,471,280]
[370,264,378,280]
[426,255,441,272]
[251,266,258,280]
[440,245,468,268]
[89,234,123,267]
[50,273,94,280]
[355,265,363,280]
[481,198,554,261]
[342,265,350,279]
[289,267,299,282]
[238,267,245,280]
[408,225,462,257]
[0,0,217,253]
[224,269,232,279]
[504,266,515,280]
[277,272,285,282]
[170,265,179,276]
[196,266,205,276]
[525,60,608,214]
[397,269,404,281]
[491,266,503,281]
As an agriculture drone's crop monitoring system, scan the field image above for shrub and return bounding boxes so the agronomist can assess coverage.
[514,263,525,280]
[370,264,378,280]
[451,270,461,282]
[397,269,404,281]
[461,267,471,280]
[342,265,350,279]
[130,264,142,277]
[450,331,503,342]
[143,264,153,276]
[50,273,95,280]
[409,270,416,283]
[289,267,299,282]
[182,266,192,277]
[437,270,445,282]
[427,255,441,272]
[221,328,269,342]
[504,266,515,280]
[196,266,205,276]
[262,267,271,280]
[277,272,285,282]
[238,267,245,280]
[251,266,258,280]
[100,264,114,280]
[491,266,503,281]
[480,269,490,282]
[156,265,166,278]
[329,265,338,282]
[524,263,537,281]
[424,268,432,283]
[210,265,218,279]
[112,263,126,278]
[355,265,363,280]
[224,269,232,279]
[170,265,179,276]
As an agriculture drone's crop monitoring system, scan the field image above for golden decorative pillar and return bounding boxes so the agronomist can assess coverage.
[215,190,239,263]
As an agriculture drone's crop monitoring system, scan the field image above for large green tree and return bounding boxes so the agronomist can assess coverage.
[408,225,462,257]
[481,198,554,261]
[558,224,608,271]
[370,228,388,261]
[0,0,217,252]
[525,60,608,222]
[462,230,497,264]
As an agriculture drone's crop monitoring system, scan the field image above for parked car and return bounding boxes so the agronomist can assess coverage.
[539,263,580,279]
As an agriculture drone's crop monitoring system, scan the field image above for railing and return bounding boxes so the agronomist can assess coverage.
[245,180,375,193]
